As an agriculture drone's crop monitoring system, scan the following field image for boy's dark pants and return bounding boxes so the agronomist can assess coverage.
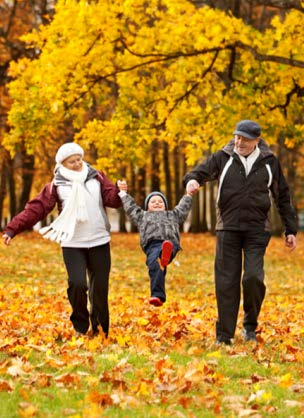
[145,240,180,302]
[215,230,271,342]
[62,243,111,336]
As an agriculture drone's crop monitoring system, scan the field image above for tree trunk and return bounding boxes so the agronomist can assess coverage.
[163,141,172,208]
[270,202,283,236]
[189,193,200,232]
[201,184,208,232]
[129,166,137,232]
[129,166,146,232]
[18,151,35,212]
[209,181,217,234]
[137,167,146,207]
[150,139,160,192]
[7,156,16,219]
[271,134,294,235]
[118,165,127,232]
[173,145,181,204]
[0,154,7,227]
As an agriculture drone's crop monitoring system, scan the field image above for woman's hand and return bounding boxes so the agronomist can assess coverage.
[2,233,11,246]
[117,180,128,192]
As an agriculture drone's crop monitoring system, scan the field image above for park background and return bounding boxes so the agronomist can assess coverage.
[0,1,304,417]
[1,0,304,232]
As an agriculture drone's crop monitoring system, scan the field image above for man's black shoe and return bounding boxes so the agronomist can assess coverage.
[216,339,231,346]
[242,328,257,342]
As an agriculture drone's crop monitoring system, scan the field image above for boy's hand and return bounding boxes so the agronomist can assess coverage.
[117,180,128,192]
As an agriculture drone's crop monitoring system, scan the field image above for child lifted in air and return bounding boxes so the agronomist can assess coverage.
[117,181,193,307]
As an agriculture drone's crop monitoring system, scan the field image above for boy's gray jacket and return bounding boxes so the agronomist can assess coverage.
[120,194,192,249]
[182,139,297,236]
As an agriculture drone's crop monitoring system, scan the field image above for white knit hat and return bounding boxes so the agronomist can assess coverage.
[55,142,84,164]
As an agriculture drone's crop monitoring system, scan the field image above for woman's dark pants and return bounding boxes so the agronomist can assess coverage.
[62,243,111,336]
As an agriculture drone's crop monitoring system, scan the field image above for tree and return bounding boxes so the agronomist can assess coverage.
[0,0,55,225]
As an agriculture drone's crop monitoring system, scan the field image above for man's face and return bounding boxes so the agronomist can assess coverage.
[148,196,166,212]
[234,135,259,156]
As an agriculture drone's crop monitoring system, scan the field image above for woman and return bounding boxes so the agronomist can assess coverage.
[2,142,126,337]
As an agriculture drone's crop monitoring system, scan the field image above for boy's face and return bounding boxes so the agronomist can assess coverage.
[148,195,166,211]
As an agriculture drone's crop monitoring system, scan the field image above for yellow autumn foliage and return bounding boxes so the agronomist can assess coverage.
[2,0,304,173]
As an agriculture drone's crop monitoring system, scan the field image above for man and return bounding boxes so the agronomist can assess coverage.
[183,120,297,345]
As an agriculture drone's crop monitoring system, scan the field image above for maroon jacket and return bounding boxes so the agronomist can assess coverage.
[4,171,122,239]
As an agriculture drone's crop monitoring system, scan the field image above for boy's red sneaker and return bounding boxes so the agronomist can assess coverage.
[160,240,173,267]
[149,297,163,307]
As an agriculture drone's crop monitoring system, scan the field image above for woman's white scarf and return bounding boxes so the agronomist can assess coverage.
[39,164,89,243]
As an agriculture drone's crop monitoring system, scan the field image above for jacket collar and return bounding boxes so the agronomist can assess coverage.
[222,138,273,159]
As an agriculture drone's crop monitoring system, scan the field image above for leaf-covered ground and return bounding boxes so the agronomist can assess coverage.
[0,232,303,417]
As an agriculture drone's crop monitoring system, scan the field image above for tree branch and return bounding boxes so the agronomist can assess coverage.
[268,82,304,115]
[235,41,304,68]
[66,39,304,109]
[246,0,304,13]
[119,36,304,68]
[163,50,220,120]
[188,0,304,13]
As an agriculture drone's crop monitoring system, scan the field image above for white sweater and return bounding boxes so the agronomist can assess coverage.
[57,178,110,248]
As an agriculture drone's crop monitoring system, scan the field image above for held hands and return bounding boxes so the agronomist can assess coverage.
[2,233,11,246]
[285,234,296,251]
[117,180,128,192]
[186,179,200,196]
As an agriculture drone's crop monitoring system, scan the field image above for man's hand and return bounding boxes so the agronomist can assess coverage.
[285,234,296,251]
[186,180,200,196]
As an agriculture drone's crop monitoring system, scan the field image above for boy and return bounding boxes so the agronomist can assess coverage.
[117,182,193,306]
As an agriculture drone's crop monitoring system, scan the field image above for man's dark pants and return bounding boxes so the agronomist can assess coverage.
[215,230,271,342]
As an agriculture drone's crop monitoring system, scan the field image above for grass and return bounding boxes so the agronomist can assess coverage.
[0,231,303,417]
